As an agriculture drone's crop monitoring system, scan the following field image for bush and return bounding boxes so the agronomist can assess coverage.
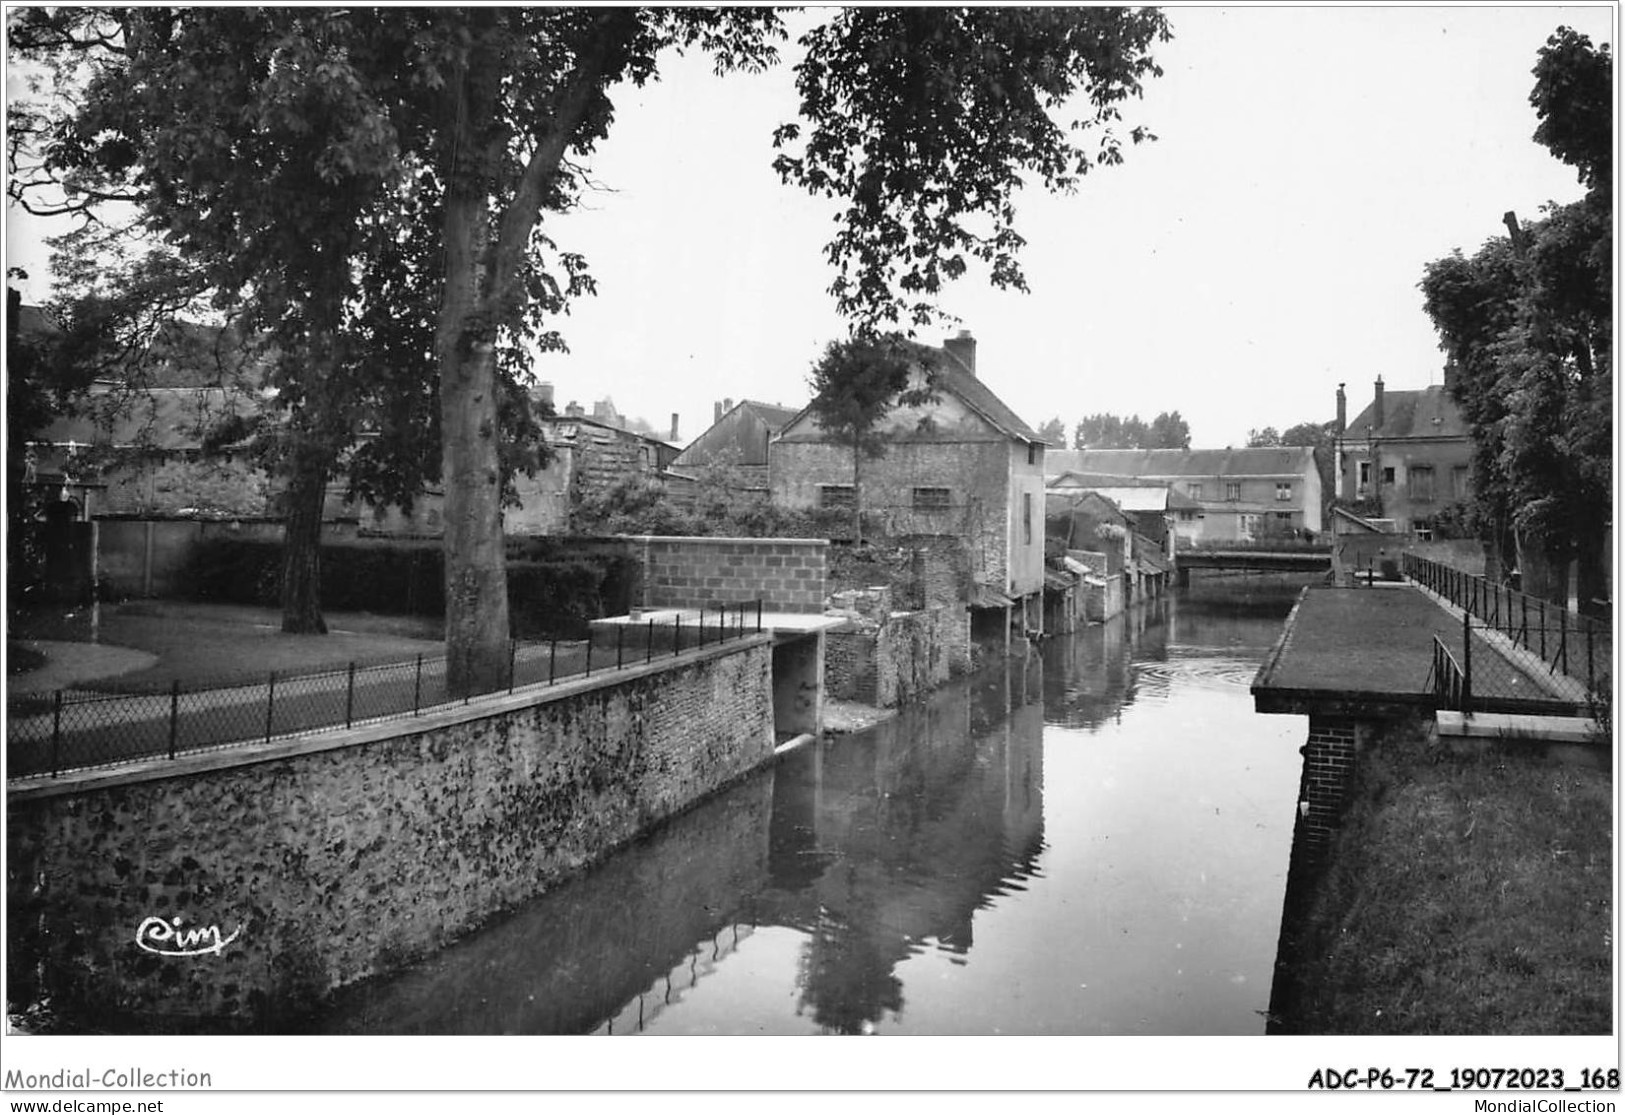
[182,537,632,637]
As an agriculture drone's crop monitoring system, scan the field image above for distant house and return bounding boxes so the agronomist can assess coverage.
[1046,447,1323,543]
[30,383,268,520]
[1333,376,1472,539]
[771,330,1048,635]
[671,398,802,492]
[1045,478,1178,604]
[16,305,272,521]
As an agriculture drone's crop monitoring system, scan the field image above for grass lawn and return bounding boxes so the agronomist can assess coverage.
[10,599,447,691]
[1275,724,1612,1034]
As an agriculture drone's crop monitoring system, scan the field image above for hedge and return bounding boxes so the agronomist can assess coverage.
[182,537,633,638]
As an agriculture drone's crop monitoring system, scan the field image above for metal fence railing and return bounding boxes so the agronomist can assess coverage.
[1404,553,1611,699]
[1430,635,1469,711]
[1425,612,1597,715]
[8,601,765,781]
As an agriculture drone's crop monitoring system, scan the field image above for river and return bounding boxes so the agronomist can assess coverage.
[310,576,1311,1036]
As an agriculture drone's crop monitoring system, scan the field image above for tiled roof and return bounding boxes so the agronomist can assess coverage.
[1048,447,1316,479]
[778,341,1042,445]
[935,346,1042,443]
[1344,385,1469,440]
[737,400,802,430]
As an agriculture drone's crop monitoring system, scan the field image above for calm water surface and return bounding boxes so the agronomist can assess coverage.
[313,578,1309,1035]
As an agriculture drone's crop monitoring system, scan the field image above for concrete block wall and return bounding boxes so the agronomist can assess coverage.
[632,535,828,613]
[6,640,774,1029]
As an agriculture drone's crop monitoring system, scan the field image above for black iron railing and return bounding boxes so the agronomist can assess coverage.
[1403,553,1611,698]
[8,601,765,781]
[1429,634,1470,712]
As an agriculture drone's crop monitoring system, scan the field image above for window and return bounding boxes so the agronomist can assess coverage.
[1414,518,1434,542]
[1274,511,1293,523]
[1027,443,1039,466]
[1381,466,1395,485]
[1357,461,1371,495]
[818,484,855,510]
[1451,466,1470,499]
[912,486,951,511]
[1275,482,1292,501]
[1178,510,1197,522]
[1187,483,1204,500]
[1409,465,1435,502]
[1023,493,1033,545]
[1225,481,1242,502]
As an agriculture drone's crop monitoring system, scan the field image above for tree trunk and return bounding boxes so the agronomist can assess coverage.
[852,443,863,545]
[430,13,617,695]
[280,454,328,634]
[1515,531,1569,608]
[438,133,511,696]
[439,335,510,695]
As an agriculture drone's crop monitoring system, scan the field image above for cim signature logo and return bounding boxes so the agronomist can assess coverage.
[135,915,243,958]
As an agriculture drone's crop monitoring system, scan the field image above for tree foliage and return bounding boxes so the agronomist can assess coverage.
[806,333,939,544]
[1073,410,1189,450]
[1036,416,1068,446]
[1418,26,1611,610]
[773,7,1171,328]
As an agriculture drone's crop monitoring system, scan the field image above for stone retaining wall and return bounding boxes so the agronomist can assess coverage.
[6,639,774,1029]
[825,605,969,709]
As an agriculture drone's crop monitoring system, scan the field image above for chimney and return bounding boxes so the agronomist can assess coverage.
[1372,376,1385,431]
[1335,383,1346,434]
[944,329,976,376]
[714,400,723,424]
[565,400,584,418]
[724,397,734,414]
[536,381,556,412]
[1443,359,1458,394]
[670,413,680,441]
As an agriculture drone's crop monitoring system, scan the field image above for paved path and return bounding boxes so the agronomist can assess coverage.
[1253,584,1566,714]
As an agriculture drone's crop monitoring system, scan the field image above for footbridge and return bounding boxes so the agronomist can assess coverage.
[1176,544,1332,584]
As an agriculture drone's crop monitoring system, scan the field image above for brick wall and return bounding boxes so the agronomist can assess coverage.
[632,535,828,613]
[7,640,774,1029]
[1293,716,1362,859]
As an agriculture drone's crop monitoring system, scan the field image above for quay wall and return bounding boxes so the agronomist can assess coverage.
[6,639,775,1029]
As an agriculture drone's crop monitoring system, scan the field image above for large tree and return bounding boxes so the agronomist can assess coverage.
[1419,26,1611,612]
[806,333,938,545]
[13,7,1173,693]
[11,10,561,641]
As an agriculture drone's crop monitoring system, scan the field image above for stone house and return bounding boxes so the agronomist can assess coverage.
[770,331,1048,637]
[1046,447,1323,543]
[1333,376,1472,539]
[28,384,268,521]
[1042,482,1175,613]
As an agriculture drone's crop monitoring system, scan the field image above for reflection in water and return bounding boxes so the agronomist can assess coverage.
[310,576,1311,1036]
[759,665,1047,1033]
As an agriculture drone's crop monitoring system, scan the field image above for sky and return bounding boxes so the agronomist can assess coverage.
[5,5,1615,451]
